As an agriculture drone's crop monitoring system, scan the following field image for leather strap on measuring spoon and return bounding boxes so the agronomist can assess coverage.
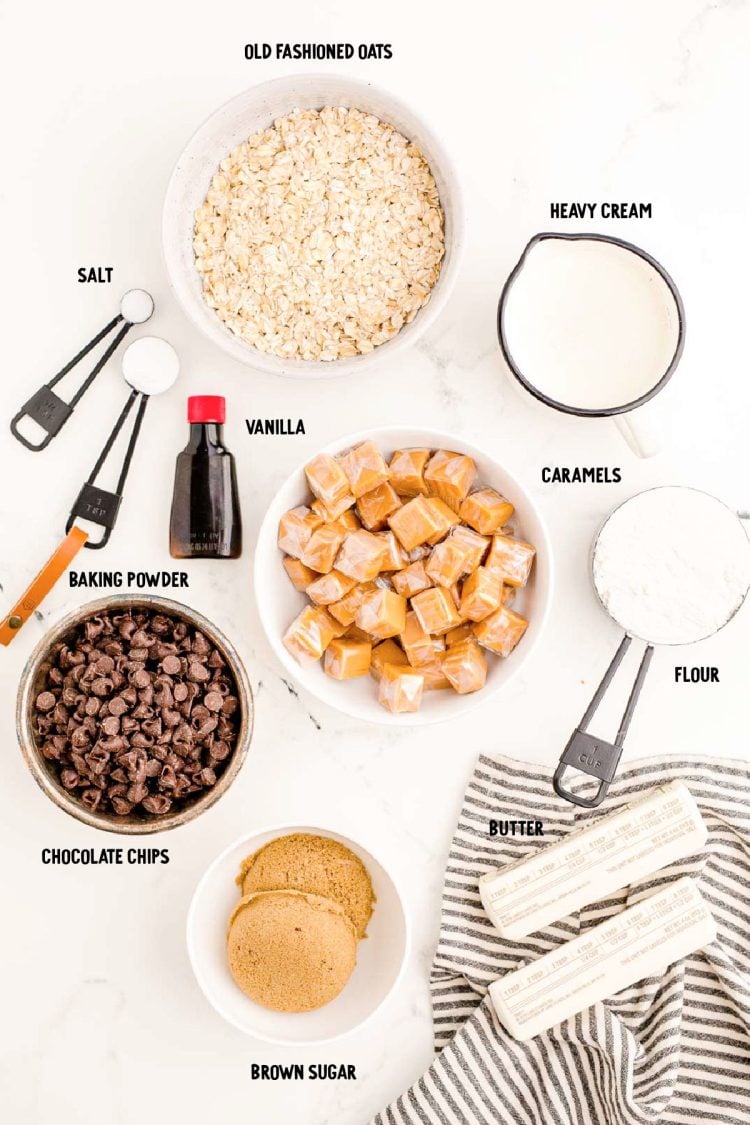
[0,527,88,645]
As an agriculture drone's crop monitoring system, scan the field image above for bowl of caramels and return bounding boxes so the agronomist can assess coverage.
[254,428,553,724]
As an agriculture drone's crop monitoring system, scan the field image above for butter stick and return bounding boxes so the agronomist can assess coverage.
[479,781,707,939]
[490,877,716,1040]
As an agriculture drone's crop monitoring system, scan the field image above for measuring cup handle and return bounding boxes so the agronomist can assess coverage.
[553,762,613,808]
[613,410,662,458]
[552,639,654,807]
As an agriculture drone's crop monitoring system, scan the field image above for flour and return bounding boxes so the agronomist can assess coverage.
[592,487,750,646]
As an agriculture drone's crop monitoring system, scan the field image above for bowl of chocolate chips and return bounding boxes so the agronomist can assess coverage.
[16,596,253,834]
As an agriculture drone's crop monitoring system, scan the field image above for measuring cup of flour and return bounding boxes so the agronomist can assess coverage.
[553,486,750,807]
[498,233,685,457]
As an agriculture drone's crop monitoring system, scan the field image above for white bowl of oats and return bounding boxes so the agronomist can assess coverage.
[162,75,463,377]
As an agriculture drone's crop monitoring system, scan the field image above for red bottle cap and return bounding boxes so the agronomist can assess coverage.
[188,395,225,424]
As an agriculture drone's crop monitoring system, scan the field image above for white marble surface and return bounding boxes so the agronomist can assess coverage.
[1,1,749,1122]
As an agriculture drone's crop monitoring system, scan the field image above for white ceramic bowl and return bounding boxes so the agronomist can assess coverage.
[186,825,409,1044]
[254,427,554,725]
[162,75,464,378]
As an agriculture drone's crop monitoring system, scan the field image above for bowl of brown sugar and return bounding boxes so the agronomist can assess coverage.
[16,595,253,834]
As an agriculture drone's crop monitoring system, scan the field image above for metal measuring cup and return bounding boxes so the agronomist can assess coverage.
[553,486,750,807]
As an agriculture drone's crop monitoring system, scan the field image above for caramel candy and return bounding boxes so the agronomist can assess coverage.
[449,525,490,572]
[421,660,452,690]
[305,453,355,518]
[283,606,341,664]
[474,604,529,656]
[388,495,443,551]
[378,662,424,713]
[486,535,536,588]
[355,588,407,640]
[388,449,430,497]
[307,569,357,606]
[343,624,372,644]
[370,639,408,680]
[392,560,432,598]
[445,622,475,646]
[401,610,438,667]
[328,582,376,626]
[425,498,461,545]
[442,638,488,694]
[335,530,389,582]
[324,638,372,679]
[278,505,323,558]
[460,567,503,622]
[407,544,432,562]
[425,537,469,588]
[310,498,361,529]
[459,489,514,535]
[339,440,390,499]
[375,531,409,572]
[357,482,402,530]
[283,556,318,592]
[411,586,462,635]
[300,524,347,574]
[424,450,477,511]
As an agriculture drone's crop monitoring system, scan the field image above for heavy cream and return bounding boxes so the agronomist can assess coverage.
[501,236,681,411]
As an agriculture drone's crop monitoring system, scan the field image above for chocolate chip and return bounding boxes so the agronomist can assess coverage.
[91,677,114,697]
[30,606,241,819]
[142,794,171,815]
[111,796,134,816]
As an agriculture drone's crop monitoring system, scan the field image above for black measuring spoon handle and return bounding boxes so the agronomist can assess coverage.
[65,391,150,549]
[10,315,131,451]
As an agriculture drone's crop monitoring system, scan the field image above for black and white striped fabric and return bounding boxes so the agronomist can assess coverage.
[373,754,750,1125]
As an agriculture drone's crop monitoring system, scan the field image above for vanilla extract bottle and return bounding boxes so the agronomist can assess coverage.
[169,396,242,559]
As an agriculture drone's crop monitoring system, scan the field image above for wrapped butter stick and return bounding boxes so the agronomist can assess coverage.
[489,877,715,1041]
[479,780,707,939]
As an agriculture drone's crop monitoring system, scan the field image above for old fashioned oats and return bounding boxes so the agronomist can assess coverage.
[193,106,445,362]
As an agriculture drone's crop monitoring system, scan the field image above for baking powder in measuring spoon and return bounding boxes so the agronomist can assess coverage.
[502,237,682,411]
[593,487,750,646]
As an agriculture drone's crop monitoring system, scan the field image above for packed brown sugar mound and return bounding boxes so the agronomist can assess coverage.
[238,832,375,939]
[227,890,358,1012]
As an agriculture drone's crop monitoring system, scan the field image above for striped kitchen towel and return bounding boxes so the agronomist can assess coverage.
[373,754,750,1125]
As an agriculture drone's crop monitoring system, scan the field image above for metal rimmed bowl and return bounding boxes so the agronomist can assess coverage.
[16,595,254,834]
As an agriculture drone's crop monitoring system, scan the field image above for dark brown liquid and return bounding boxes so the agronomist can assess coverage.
[169,422,242,559]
